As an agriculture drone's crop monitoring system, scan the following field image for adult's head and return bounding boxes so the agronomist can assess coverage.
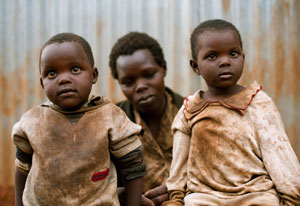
[109,32,167,115]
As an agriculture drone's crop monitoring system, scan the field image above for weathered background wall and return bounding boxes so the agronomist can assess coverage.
[0,0,299,204]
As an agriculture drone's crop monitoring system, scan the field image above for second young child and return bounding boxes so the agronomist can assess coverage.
[13,33,145,206]
[164,19,300,206]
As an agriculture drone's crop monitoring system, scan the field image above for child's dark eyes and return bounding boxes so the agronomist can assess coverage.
[207,54,217,60]
[47,71,57,79]
[71,67,81,74]
[231,51,239,57]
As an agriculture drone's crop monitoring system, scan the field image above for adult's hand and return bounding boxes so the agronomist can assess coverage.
[141,195,155,206]
[144,185,169,205]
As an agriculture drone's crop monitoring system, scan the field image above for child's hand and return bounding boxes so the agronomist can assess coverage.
[144,185,169,205]
[161,200,183,206]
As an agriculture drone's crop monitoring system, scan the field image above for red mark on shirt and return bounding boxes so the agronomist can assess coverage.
[91,168,109,182]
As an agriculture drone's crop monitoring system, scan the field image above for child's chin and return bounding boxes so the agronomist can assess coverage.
[57,102,84,111]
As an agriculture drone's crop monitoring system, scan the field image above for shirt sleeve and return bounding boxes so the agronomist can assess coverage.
[108,106,142,158]
[12,121,33,174]
[113,145,146,182]
[166,106,191,201]
[254,95,300,205]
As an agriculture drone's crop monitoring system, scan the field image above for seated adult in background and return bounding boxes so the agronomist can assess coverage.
[109,32,184,206]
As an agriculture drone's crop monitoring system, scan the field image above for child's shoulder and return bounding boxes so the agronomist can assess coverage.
[20,102,50,120]
[96,99,130,117]
[248,83,279,115]
[250,87,274,107]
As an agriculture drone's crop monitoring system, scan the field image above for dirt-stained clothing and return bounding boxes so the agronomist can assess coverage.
[166,82,300,205]
[12,96,143,206]
[117,88,184,192]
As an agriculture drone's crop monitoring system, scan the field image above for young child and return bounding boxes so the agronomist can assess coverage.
[13,33,145,206]
[163,19,300,206]
[109,32,184,205]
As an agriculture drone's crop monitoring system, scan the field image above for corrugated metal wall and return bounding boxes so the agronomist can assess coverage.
[0,0,299,198]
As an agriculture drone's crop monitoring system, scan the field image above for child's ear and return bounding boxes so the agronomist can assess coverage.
[190,60,201,75]
[92,67,99,84]
[40,77,44,88]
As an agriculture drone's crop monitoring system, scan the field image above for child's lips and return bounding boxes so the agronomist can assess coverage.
[58,88,76,96]
[219,72,233,79]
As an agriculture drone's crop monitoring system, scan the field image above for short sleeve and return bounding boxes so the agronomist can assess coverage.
[12,121,33,173]
[172,105,191,136]
[108,106,142,158]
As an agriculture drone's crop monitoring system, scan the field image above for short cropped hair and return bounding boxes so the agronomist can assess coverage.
[109,32,166,79]
[40,32,94,68]
[190,19,243,60]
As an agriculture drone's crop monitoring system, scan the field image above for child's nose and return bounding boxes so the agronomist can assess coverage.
[219,56,231,67]
[58,73,72,85]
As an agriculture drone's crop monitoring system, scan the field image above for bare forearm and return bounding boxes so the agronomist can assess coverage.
[124,177,143,206]
[15,168,27,206]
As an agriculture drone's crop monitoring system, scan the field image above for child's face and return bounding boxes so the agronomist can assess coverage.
[40,42,98,111]
[191,30,244,91]
[116,49,166,114]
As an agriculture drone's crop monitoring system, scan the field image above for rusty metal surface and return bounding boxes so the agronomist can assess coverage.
[0,0,299,188]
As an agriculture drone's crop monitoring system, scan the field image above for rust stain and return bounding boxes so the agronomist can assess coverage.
[0,186,14,206]
[290,47,300,101]
[96,20,103,37]
[273,41,285,101]
[0,53,41,186]
[222,0,230,14]
[268,0,300,160]
[286,123,298,151]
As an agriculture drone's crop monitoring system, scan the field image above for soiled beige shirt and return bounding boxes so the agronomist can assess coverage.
[12,97,142,206]
[134,92,180,192]
[167,82,300,205]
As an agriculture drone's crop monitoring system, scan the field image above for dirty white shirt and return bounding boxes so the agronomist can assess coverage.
[167,82,300,205]
[12,97,142,206]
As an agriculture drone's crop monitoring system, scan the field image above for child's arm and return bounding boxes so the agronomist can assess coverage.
[113,145,146,206]
[163,107,190,206]
[255,96,300,204]
[15,168,28,206]
[124,177,143,206]
[12,121,33,206]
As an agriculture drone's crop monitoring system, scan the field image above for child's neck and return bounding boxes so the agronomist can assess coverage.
[203,84,245,102]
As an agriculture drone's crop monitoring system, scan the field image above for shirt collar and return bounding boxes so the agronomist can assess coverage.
[41,95,106,114]
[184,81,262,120]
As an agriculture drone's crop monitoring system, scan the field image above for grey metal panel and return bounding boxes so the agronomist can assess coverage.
[0,0,299,188]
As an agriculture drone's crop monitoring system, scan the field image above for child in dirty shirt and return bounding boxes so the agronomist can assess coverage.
[163,19,300,206]
[13,33,145,206]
